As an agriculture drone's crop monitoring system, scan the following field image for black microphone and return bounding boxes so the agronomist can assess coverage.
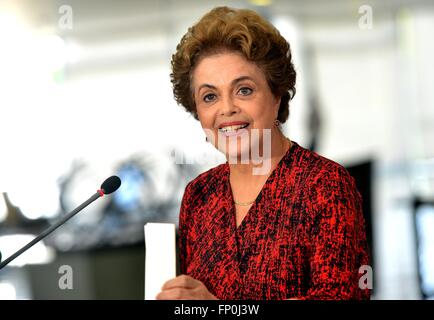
[0,175,121,270]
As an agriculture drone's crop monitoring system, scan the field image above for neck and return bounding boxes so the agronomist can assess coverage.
[228,128,291,180]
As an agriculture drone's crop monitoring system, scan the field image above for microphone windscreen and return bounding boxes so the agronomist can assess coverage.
[101,176,121,194]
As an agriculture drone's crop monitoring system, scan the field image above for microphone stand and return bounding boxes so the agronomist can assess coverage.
[0,191,101,270]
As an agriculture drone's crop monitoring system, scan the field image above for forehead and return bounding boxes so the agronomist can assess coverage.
[192,52,265,86]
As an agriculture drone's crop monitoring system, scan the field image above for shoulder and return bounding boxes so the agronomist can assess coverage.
[288,141,356,189]
[287,145,363,235]
[285,142,360,217]
[182,162,228,201]
[294,145,362,223]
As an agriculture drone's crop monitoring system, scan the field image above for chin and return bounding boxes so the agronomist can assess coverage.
[221,136,252,164]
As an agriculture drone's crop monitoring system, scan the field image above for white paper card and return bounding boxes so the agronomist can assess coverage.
[144,222,176,300]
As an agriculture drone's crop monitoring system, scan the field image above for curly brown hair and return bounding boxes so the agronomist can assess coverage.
[170,6,296,123]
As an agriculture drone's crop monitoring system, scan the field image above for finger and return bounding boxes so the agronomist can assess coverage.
[162,275,200,290]
[161,275,197,290]
[156,288,192,300]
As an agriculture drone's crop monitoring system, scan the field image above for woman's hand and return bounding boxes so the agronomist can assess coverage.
[156,275,218,300]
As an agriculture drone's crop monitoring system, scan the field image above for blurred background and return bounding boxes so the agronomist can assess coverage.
[0,0,433,300]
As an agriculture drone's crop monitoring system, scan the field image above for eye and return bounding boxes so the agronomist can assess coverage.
[203,93,217,102]
[238,87,253,96]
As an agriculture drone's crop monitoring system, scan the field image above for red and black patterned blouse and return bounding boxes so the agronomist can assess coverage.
[179,141,371,300]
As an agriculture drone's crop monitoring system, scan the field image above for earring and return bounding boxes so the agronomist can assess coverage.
[274,119,280,127]
[205,136,208,142]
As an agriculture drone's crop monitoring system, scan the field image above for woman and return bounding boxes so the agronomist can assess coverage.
[156,6,370,300]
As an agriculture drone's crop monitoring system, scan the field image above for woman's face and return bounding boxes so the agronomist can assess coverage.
[192,51,280,160]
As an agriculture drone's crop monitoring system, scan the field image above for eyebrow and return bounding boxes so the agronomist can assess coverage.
[197,76,256,93]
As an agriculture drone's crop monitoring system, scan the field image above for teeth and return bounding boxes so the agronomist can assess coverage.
[219,124,248,133]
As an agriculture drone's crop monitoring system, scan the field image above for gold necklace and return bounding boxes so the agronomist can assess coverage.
[234,199,256,206]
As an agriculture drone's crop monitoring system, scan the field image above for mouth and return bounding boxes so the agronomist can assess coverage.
[218,122,250,134]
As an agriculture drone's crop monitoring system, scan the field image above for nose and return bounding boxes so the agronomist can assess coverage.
[219,95,240,117]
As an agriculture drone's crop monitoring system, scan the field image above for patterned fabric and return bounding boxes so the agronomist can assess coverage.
[179,141,371,300]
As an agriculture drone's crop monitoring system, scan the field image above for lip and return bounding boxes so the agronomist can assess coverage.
[218,121,250,129]
[217,122,250,137]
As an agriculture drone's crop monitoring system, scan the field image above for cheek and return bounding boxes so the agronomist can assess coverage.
[197,107,215,128]
[248,103,276,127]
